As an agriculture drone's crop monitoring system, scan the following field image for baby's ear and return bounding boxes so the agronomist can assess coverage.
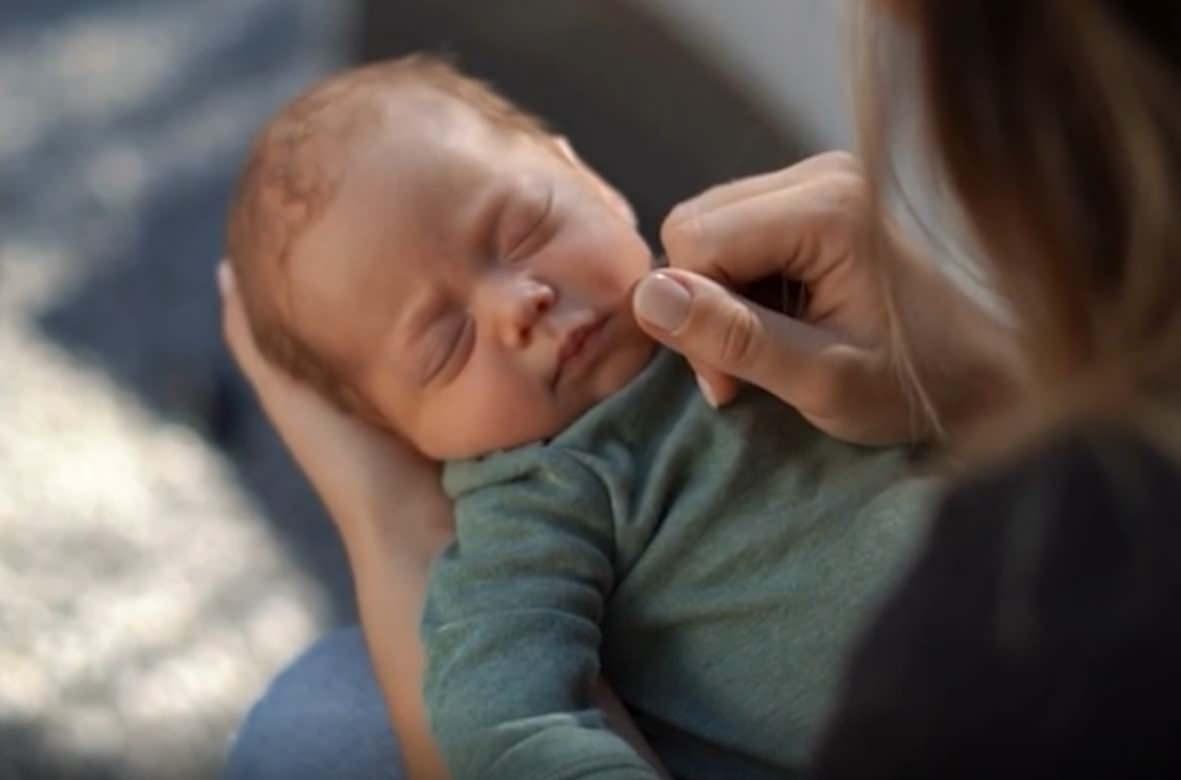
[553,135,637,227]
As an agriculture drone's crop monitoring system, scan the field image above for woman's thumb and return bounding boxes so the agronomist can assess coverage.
[632,270,833,407]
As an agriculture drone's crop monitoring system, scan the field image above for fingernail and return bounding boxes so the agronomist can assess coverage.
[696,374,719,409]
[217,262,233,296]
[634,273,691,332]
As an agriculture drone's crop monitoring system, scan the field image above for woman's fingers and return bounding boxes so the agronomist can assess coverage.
[217,259,450,535]
[218,260,274,391]
[651,152,1020,445]
[662,152,860,237]
[661,171,866,289]
[632,269,854,415]
[649,154,908,441]
[218,261,251,370]
[692,364,739,409]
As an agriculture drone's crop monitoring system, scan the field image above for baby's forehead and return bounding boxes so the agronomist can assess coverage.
[365,81,501,144]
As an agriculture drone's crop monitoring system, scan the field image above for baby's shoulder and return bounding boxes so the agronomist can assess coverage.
[442,440,605,502]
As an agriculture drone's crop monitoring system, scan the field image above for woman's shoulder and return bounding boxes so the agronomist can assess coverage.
[940,422,1181,525]
[813,424,1181,776]
[888,422,1181,628]
[915,422,1181,632]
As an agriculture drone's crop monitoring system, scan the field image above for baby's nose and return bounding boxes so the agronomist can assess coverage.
[498,277,556,349]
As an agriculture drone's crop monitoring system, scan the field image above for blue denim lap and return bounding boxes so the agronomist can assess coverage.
[223,627,405,780]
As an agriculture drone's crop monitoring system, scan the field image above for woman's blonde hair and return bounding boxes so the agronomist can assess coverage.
[855,1,1181,455]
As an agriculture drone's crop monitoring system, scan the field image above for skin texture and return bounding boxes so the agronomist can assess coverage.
[280,84,655,460]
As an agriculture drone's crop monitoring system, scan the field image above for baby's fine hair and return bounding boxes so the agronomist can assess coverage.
[225,54,550,418]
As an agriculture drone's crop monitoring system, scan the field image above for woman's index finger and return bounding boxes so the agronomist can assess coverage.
[661,152,860,241]
[662,177,850,289]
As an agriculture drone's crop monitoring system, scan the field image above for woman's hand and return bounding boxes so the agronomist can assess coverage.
[218,261,453,556]
[218,261,453,779]
[632,152,1023,445]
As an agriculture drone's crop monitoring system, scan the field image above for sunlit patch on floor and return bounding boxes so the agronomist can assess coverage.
[1,0,356,776]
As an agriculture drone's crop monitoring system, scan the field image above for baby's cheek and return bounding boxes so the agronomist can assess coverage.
[430,381,562,458]
[582,234,651,297]
[603,227,653,284]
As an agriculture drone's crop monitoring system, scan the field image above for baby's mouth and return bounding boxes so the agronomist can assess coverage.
[552,313,609,389]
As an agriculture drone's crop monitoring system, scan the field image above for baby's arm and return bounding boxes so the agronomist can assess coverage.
[423,451,666,780]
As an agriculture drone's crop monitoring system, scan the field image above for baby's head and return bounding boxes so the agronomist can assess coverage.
[228,55,654,460]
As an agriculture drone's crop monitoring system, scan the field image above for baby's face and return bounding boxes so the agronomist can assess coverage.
[285,86,654,459]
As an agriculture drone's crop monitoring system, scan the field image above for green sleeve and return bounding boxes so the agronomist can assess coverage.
[422,449,660,780]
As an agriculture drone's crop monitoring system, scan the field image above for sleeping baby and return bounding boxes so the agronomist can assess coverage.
[227,55,931,780]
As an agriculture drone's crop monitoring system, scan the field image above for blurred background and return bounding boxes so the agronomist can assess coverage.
[1,1,850,777]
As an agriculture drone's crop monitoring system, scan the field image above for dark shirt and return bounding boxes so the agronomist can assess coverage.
[813,426,1181,778]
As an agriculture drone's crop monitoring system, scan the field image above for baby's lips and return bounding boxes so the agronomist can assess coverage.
[552,312,607,387]
[557,322,591,364]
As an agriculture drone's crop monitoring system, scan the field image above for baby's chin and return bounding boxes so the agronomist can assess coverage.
[582,309,656,399]
[551,313,656,424]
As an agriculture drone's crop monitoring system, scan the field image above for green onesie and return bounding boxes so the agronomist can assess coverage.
[423,348,934,780]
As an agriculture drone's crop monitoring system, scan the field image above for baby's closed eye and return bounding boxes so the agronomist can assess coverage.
[502,184,555,262]
[422,313,474,386]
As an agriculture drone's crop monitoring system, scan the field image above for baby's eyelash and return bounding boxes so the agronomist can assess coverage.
[434,315,474,385]
[504,188,554,261]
